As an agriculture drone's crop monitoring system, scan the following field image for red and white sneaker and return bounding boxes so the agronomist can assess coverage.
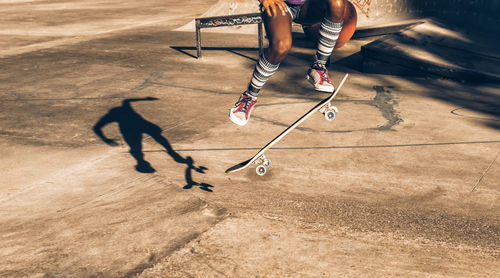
[307,61,335,93]
[229,92,257,126]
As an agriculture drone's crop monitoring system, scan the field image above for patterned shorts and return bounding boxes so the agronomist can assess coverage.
[260,3,304,23]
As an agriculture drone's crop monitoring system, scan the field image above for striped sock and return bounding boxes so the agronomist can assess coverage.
[247,53,280,97]
[316,18,343,64]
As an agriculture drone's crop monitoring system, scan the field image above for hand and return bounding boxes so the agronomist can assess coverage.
[260,0,287,18]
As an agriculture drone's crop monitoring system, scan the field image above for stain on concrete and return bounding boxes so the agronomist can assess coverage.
[250,85,404,133]
[370,85,403,130]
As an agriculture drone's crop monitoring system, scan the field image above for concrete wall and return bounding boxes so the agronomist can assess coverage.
[179,0,500,34]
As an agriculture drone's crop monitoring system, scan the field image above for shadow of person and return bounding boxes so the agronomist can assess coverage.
[93,97,212,191]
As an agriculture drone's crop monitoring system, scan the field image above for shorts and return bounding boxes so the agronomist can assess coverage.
[260,3,304,24]
[286,4,303,22]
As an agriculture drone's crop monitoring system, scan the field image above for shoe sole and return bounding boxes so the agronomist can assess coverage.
[229,108,248,126]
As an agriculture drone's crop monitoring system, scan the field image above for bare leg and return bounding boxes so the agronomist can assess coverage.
[299,0,345,25]
[262,10,293,64]
[299,0,345,62]
[326,0,345,23]
[246,9,293,96]
[298,0,345,92]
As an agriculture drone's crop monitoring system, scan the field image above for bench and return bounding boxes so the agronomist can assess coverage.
[195,13,264,59]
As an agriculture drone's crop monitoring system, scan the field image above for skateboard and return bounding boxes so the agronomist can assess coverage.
[225,73,348,176]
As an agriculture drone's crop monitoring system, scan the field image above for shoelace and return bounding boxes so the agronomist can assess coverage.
[313,62,330,82]
[235,94,255,113]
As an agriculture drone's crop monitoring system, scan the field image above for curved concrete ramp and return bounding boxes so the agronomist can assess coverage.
[174,0,418,34]
[361,19,500,82]
[176,0,499,34]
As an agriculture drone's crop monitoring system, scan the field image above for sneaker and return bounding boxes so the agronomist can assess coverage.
[229,92,257,126]
[307,61,335,93]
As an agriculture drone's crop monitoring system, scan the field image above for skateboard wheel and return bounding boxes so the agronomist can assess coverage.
[263,158,272,168]
[325,110,336,121]
[256,165,267,176]
[325,106,338,121]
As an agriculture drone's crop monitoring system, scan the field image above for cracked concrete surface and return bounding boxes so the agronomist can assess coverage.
[0,0,499,277]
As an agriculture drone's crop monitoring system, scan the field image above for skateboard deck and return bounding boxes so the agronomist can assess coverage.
[225,73,348,175]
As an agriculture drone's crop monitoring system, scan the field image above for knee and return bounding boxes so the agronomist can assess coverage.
[327,0,345,21]
[269,38,292,62]
[330,0,345,10]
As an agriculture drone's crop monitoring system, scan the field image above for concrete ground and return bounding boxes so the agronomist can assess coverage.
[1,0,499,277]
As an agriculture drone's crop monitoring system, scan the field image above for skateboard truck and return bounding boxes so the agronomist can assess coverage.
[253,154,272,176]
[319,102,338,121]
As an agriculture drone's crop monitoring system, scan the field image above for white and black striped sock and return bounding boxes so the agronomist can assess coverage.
[247,54,280,97]
[316,18,343,64]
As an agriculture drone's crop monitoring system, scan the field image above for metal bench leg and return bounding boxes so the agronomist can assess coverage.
[195,19,202,59]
